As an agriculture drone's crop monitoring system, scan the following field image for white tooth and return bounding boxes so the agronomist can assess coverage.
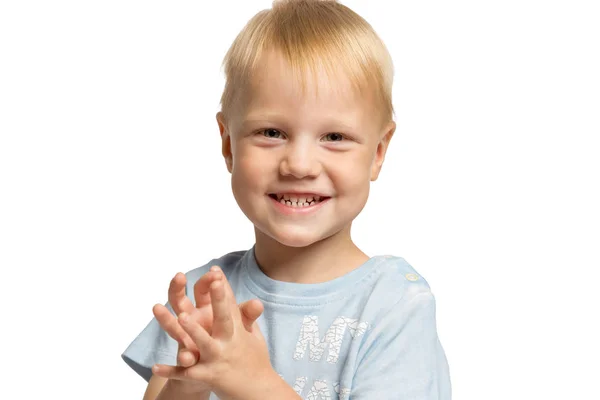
[315,196,321,201]
[280,199,285,204]
[306,197,314,203]
[299,197,307,204]
[291,202,298,207]
[284,194,290,200]
[290,197,299,203]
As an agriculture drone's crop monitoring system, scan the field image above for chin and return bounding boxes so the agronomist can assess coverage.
[271,231,322,248]
[261,225,330,248]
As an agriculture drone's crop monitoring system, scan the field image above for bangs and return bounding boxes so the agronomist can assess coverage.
[220,0,394,122]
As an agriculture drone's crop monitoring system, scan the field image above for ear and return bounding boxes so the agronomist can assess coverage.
[370,121,396,181]
[216,112,233,173]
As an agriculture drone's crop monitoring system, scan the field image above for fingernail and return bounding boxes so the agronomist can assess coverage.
[211,265,222,272]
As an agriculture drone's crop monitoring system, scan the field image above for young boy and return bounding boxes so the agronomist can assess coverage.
[122,0,451,399]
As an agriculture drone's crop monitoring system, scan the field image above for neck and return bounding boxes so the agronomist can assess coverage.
[253,225,369,283]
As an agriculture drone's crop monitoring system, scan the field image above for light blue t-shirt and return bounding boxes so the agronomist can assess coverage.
[122,248,451,399]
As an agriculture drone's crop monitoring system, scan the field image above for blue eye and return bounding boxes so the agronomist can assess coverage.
[262,129,282,139]
[323,133,344,142]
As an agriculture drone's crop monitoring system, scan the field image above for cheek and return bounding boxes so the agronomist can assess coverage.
[231,150,273,192]
[328,153,373,193]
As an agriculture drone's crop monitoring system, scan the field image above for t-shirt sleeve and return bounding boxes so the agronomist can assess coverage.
[121,301,178,382]
[351,290,452,399]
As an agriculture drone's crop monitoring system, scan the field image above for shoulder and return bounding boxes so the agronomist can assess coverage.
[359,256,443,339]
[353,257,451,398]
[374,254,432,289]
[366,254,436,308]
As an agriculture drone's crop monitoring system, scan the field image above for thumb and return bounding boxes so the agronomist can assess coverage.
[239,299,264,332]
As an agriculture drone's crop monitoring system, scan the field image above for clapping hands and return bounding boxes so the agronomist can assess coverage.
[152,266,271,398]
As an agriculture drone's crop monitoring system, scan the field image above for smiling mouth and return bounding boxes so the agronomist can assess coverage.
[268,193,330,207]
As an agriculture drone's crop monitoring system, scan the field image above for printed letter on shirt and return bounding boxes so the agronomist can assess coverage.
[293,315,369,364]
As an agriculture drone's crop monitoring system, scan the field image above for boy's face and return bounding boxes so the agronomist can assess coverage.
[217,50,395,248]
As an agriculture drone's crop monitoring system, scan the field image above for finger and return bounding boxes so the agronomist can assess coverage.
[239,299,264,332]
[210,278,235,339]
[177,348,198,367]
[153,304,197,351]
[168,272,195,315]
[251,320,266,343]
[152,363,186,379]
[152,362,210,382]
[193,268,222,308]
[179,312,218,359]
[218,271,242,325]
[212,266,237,302]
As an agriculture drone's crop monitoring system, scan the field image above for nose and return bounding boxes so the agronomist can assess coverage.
[279,139,322,179]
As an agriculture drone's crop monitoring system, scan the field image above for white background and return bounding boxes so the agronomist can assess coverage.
[1,0,598,398]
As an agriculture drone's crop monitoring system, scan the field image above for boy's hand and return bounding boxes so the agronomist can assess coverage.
[152,269,274,400]
[152,267,264,393]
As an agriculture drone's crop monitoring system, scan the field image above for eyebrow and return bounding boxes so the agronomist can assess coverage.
[243,112,286,123]
[242,113,357,132]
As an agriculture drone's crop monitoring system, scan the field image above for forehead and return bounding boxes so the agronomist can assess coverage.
[239,50,378,125]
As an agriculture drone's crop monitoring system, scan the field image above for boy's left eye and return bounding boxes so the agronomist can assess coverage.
[322,133,344,142]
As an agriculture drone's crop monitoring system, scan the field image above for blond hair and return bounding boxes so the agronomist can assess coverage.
[219,0,395,125]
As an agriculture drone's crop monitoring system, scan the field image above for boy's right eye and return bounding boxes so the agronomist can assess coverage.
[261,128,283,139]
